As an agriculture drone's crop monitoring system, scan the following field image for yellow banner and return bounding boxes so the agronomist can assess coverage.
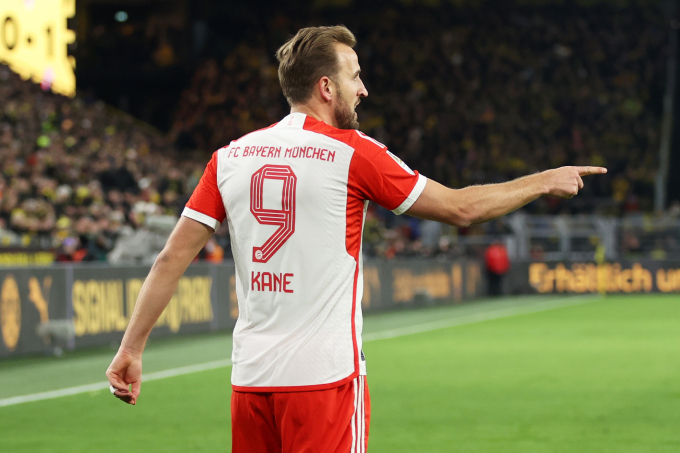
[72,276,214,336]
[529,262,680,293]
[0,251,55,266]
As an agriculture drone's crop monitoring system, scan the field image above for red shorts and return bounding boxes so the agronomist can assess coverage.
[232,376,370,453]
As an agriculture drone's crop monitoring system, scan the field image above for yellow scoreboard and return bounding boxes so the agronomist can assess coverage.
[0,0,76,97]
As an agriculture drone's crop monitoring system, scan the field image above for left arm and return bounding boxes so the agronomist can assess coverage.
[106,217,213,404]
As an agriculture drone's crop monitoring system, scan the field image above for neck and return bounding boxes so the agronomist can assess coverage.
[290,104,336,128]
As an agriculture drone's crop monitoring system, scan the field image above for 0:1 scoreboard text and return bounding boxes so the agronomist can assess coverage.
[0,0,76,97]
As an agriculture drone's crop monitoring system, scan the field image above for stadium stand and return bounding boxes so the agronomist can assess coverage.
[0,64,215,262]
[170,2,668,217]
[0,1,673,261]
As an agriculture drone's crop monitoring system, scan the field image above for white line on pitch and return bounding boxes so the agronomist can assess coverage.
[363,294,599,342]
[0,295,597,408]
[0,359,232,408]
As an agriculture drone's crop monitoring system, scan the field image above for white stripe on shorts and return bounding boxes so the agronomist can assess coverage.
[350,376,366,453]
[359,377,365,453]
[351,378,358,453]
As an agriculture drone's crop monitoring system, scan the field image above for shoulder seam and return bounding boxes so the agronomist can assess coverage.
[300,127,358,153]
[354,130,387,149]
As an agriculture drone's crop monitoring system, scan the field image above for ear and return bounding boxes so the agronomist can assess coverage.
[318,76,333,103]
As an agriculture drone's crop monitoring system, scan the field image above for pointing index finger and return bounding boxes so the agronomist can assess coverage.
[577,166,607,176]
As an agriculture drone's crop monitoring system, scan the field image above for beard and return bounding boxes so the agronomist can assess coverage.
[334,87,359,130]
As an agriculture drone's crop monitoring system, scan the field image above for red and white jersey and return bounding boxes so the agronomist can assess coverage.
[183,112,427,392]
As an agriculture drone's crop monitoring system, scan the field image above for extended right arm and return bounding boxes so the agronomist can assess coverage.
[407,166,606,227]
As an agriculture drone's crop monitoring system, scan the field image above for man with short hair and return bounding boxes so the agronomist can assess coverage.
[107,25,605,452]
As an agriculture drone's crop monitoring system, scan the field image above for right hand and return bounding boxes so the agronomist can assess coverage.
[541,166,607,199]
[106,349,142,405]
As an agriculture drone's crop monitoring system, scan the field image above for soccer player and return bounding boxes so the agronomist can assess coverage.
[106,25,606,452]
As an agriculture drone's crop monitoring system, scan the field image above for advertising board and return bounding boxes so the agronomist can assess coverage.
[509,260,680,294]
[0,259,485,358]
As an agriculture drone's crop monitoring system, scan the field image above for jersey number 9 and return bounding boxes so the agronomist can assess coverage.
[250,165,297,263]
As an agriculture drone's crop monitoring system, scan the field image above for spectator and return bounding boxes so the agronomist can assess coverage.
[0,1,671,262]
[172,2,666,218]
[0,64,213,259]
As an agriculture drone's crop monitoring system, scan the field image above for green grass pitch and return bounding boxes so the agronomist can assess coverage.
[1,294,679,452]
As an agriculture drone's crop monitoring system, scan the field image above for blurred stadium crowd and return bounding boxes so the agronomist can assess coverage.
[0,2,673,262]
[0,65,220,262]
[171,4,667,210]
